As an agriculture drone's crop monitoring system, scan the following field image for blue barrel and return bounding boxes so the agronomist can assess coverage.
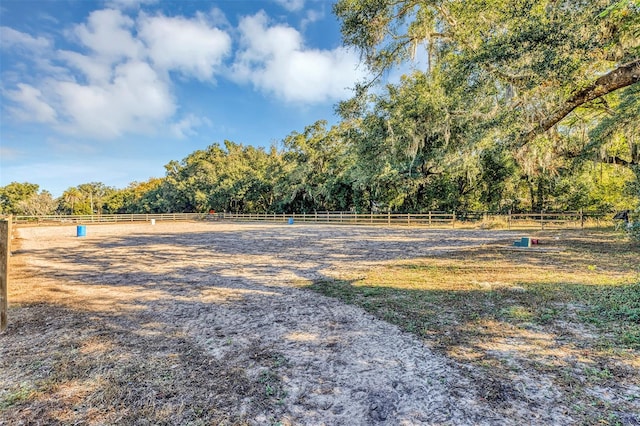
[77,225,86,237]
[288,218,294,225]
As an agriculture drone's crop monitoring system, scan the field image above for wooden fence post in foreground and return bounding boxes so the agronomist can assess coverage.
[1,216,12,333]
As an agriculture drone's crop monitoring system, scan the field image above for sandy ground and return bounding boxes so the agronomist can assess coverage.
[3,222,581,424]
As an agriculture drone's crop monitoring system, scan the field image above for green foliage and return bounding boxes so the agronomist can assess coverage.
[0,182,40,214]
[479,147,517,212]
[17,191,57,215]
[59,182,115,215]
[576,282,640,348]
[332,0,639,212]
[628,219,640,242]
[134,141,286,213]
[102,179,163,213]
[277,121,355,212]
[0,182,58,215]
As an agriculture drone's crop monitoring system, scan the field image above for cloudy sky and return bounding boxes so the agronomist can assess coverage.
[0,0,370,196]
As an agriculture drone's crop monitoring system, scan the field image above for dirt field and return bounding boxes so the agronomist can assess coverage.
[1,222,637,425]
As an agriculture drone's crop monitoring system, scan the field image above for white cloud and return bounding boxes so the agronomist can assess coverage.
[208,7,231,29]
[0,26,51,50]
[274,0,305,12]
[72,9,143,61]
[301,9,324,31]
[232,12,366,103]
[170,114,210,139]
[4,8,232,139]
[2,6,368,141]
[138,13,232,80]
[57,50,112,84]
[52,60,175,138]
[5,83,57,123]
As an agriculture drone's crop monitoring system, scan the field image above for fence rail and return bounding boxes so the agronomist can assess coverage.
[7,210,618,230]
[219,211,457,226]
[12,213,206,225]
[219,211,615,230]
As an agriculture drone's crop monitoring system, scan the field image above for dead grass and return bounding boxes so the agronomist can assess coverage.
[308,230,640,425]
[0,301,267,425]
[1,237,285,426]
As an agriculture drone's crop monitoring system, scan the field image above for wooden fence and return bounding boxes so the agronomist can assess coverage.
[219,211,456,226]
[219,210,614,230]
[1,216,11,333]
[9,210,616,230]
[13,213,206,225]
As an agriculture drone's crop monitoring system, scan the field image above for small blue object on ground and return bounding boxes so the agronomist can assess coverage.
[77,225,86,237]
[513,237,531,247]
[288,218,294,225]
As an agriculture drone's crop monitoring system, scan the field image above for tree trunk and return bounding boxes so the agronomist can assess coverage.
[527,179,535,211]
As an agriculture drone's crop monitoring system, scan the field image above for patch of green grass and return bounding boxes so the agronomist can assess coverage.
[577,282,640,323]
[583,367,613,382]
[0,384,34,409]
[573,282,640,350]
[259,370,287,402]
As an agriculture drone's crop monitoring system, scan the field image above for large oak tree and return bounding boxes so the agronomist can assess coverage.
[334,0,639,145]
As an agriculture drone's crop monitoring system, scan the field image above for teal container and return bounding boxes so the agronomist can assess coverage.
[288,218,294,225]
[513,237,532,247]
[77,225,86,237]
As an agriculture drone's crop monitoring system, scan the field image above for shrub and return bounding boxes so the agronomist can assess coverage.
[627,221,640,243]
[626,207,640,243]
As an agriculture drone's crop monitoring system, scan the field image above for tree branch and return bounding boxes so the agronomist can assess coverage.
[563,149,639,168]
[604,156,638,167]
[522,59,640,145]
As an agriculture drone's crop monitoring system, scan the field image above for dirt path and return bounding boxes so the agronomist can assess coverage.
[2,222,574,424]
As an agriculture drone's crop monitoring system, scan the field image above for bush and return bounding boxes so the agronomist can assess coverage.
[625,207,640,242]
[627,220,640,243]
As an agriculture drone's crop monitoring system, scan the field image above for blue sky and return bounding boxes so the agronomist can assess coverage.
[0,0,371,197]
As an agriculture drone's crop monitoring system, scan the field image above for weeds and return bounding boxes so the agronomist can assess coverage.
[0,384,34,409]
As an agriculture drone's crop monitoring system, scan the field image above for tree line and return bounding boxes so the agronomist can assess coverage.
[1,0,638,216]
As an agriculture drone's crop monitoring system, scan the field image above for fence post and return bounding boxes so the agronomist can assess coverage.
[407,213,410,226]
[1,216,12,333]
[452,211,456,229]
[540,210,545,230]
[580,209,584,229]
[428,211,432,227]
[388,211,391,225]
[508,210,512,230]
